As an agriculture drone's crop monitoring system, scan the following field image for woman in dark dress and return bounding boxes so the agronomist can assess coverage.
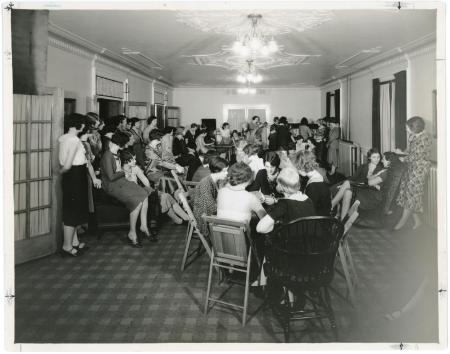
[293,150,331,216]
[256,167,316,234]
[173,126,201,180]
[100,131,152,247]
[275,117,293,151]
[331,148,388,220]
[246,151,282,205]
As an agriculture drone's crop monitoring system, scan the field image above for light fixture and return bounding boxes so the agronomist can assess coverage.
[237,86,257,95]
[232,14,279,58]
[236,60,263,84]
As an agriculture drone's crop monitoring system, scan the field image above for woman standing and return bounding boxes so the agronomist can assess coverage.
[326,118,340,168]
[59,113,90,256]
[393,116,432,230]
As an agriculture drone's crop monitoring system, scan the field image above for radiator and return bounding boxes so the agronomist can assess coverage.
[338,140,360,177]
[424,164,437,227]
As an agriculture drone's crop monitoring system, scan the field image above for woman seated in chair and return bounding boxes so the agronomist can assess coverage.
[121,150,188,227]
[100,131,151,247]
[242,144,264,178]
[331,148,389,220]
[145,135,185,185]
[293,150,331,216]
[173,126,202,181]
[192,156,229,236]
[217,162,266,224]
[256,167,316,234]
[246,151,282,206]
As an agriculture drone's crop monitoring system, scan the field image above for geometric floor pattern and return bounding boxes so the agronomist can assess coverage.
[15,218,439,343]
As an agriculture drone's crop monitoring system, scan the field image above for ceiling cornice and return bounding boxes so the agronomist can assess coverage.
[48,21,174,87]
[319,32,436,87]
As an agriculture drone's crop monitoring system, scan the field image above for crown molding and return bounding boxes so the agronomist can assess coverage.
[320,32,436,87]
[48,22,174,87]
[48,34,94,61]
[173,85,319,91]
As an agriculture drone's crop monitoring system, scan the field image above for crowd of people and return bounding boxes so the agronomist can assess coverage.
[58,112,432,266]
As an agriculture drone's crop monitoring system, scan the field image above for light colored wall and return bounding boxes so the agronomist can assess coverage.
[46,37,164,114]
[172,87,321,127]
[320,43,436,160]
[46,45,92,113]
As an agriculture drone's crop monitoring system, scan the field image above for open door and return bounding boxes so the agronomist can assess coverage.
[13,89,63,264]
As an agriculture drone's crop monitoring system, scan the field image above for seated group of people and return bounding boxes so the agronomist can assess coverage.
[59,111,403,258]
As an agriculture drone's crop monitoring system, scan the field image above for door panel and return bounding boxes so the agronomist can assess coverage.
[13,94,55,263]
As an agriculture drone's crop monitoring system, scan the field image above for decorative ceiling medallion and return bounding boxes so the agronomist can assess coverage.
[176,10,334,36]
[182,50,320,71]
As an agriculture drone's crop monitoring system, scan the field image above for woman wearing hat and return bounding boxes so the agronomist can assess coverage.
[145,137,184,184]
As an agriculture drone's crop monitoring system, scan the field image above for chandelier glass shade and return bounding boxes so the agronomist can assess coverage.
[236,59,263,84]
[232,14,279,58]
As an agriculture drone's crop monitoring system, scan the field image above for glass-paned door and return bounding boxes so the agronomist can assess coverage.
[226,108,246,131]
[14,94,54,263]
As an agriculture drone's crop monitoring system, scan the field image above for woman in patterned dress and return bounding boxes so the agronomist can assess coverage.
[393,116,432,231]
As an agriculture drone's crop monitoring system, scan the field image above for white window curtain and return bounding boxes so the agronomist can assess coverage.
[379,82,396,153]
[329,96,335,118]
[227,108,246,131]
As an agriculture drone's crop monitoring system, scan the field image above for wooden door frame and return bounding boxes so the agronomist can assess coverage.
[13,88,64,264]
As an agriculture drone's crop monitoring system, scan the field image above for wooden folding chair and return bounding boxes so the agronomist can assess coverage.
[337,202,360,307]
[178,191,212,271]
[203,215,252,326]
[171,169,199,192]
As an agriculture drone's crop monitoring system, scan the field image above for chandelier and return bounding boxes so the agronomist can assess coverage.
[232,14,279,57]
[236,60,262,84]
[237,86,257,95]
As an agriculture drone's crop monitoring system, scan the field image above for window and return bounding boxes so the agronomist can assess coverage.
[222,104,271,131]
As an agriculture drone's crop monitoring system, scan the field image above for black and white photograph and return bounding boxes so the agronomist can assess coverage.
[1,0,447,351]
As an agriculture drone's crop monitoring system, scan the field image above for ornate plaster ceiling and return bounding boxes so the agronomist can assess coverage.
[48,9,436,87]
[175,10,335,36]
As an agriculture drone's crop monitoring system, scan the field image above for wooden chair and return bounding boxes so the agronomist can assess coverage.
[203,215,252,326]
[178,191,212,271]
[265,216,344,342]
[170,169,199,192]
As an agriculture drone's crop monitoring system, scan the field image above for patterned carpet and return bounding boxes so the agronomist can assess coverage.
[15,217,439,344]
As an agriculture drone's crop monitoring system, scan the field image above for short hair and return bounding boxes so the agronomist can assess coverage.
[111,131,130,148]
[228,162,253,186]
[243,144,260,157]
[367,147,381,161]
[277,167,300,194]
[190,123,198,129]
[65,113,86,131]
[85,113,100,130]
[406,116,425,133]
[127,117,140,128]
[119,150,135,164]
[292,150,318,173]
[175,126,184,135]
[252,116,260,121]
[279,116,288,125]
[383,151,401,165]
[222,122,229,129]
[263,151,281,169]
[164,126,175,135]
[273,116,279,122]
[300,117,308,125]
[209,156,229,173]
[149,129,163,141]
[147,116,158,126]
